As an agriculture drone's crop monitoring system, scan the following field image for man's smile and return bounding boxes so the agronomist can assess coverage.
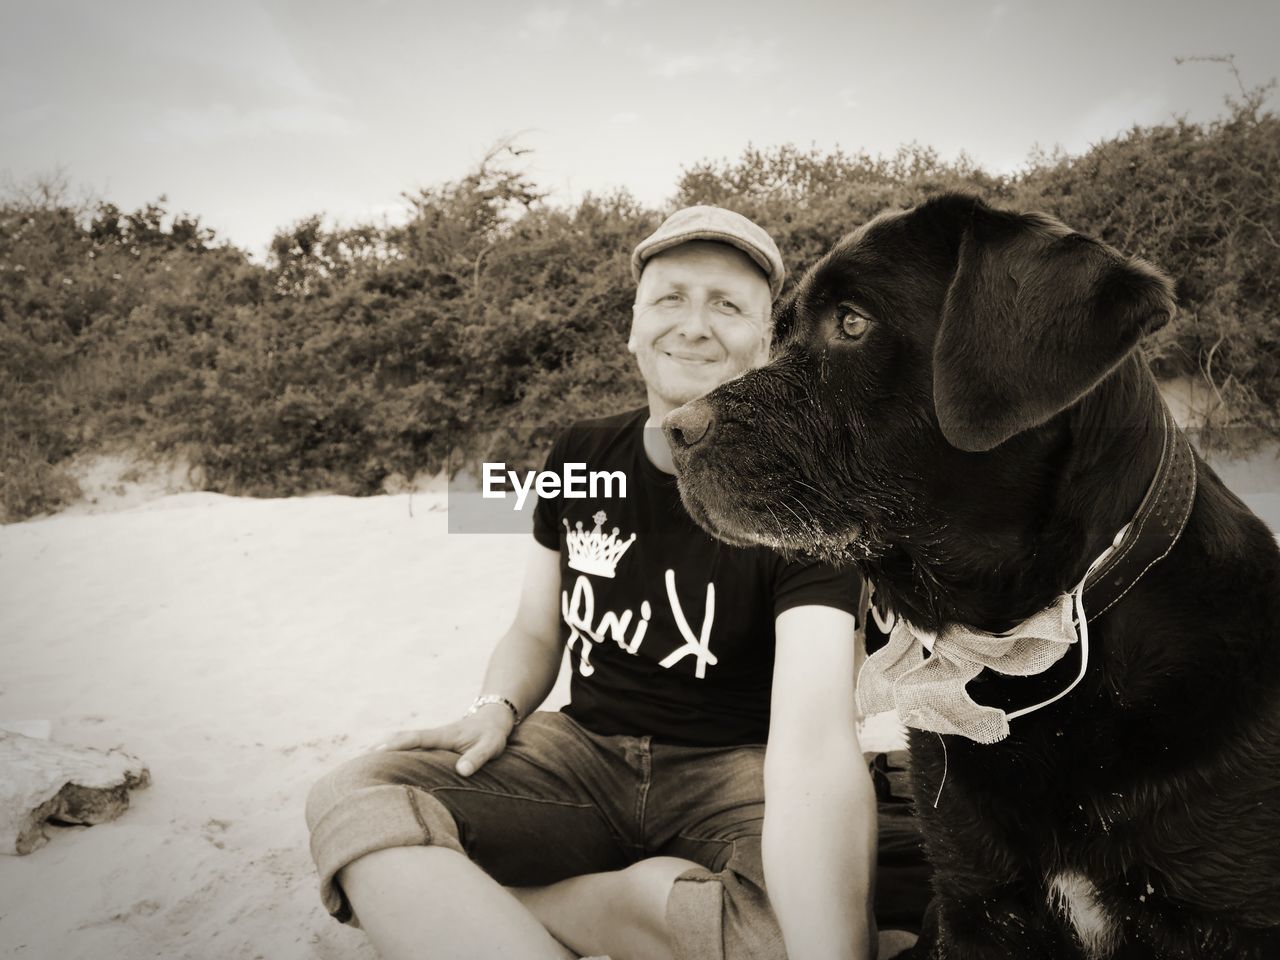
[662,349,720,364]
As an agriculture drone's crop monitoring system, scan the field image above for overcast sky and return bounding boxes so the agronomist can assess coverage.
[2,0,1277,257]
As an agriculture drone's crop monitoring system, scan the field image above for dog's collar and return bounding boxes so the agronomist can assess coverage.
[1079,407,1197,618]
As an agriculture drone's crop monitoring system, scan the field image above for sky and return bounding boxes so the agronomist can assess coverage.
[2,0,1277,258]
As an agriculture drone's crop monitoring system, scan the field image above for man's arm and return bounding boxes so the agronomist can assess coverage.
[378,539,564,775]
[763,604,878,960]
[476,538,565,716]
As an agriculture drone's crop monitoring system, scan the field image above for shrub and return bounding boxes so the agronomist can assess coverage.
[2,92,1276,520]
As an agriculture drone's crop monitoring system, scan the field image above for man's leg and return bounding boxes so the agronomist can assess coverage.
[468,742,921,957]
[477,738,782,960]
[512,856,697,960]
[513,857,921,960]
[643,742,783,960]
[343,846,576,960]
[305,713,631,959]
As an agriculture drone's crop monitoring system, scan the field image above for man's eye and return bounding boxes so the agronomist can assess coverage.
[659,293,684,304]
[715,299,741,313]
[835,304,871,339]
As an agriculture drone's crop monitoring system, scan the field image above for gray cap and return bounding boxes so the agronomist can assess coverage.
[631,205,785,301]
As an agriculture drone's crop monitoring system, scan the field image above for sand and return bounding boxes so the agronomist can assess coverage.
[1,449,1275,959]
[0,490,542,959]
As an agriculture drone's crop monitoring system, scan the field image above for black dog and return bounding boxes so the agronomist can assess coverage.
[664,194,1280,959]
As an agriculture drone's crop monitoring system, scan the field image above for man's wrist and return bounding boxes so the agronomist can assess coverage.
[467,694,521,726]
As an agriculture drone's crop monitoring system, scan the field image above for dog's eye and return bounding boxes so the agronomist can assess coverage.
[836,304,871,340]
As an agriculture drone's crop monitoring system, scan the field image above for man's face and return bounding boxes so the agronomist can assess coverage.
[630,241,772,416]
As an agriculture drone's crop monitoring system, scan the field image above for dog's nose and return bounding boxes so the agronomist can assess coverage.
[664,401,717,450]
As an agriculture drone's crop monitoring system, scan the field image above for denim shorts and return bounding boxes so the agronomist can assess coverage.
[306,711,929,960]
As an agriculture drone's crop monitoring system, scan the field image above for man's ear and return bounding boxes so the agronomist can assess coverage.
[932,204,1175,452]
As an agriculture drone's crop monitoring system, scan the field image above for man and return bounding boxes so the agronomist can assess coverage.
[306,206,880,960]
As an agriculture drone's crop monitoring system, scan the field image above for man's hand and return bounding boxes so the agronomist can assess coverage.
[376,703,516,777]
[371,542,562,778]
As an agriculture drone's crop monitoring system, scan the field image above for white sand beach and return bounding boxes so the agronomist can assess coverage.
[0,488,545,959]
[1,453,1276,960]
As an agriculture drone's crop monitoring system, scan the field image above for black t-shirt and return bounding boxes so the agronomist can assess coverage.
[532,407,862,747]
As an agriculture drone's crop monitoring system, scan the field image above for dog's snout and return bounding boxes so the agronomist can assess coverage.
[664,401,717,450]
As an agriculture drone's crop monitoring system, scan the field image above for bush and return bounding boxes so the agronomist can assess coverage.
[2,93,1277,520]
[1010,93,1280,448]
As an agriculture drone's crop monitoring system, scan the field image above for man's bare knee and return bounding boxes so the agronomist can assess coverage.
[603,857,702,960]
[622,856,703,924]
[510,856,699,960]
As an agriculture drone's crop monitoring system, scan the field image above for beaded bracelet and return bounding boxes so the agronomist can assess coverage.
[466,694,521,725]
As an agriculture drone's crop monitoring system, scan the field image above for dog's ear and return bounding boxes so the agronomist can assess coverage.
[932,202,1175,452]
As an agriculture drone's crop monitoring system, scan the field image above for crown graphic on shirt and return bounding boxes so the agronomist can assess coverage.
[563,511,636,579]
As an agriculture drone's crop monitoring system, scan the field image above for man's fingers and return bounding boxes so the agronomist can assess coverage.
[373,717,508,765]
[456,733,506,777]
[375,725,456,753]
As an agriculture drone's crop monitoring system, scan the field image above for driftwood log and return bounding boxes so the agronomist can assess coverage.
[0,731,150,855]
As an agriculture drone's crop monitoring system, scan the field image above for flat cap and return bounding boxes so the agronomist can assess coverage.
[631,205,785,301]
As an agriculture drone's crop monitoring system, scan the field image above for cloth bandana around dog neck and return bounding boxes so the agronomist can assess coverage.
[857,409,1198,745]
[856,567,1098,746]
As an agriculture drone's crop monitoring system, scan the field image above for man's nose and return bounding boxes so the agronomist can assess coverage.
[675,301,713,338]
[664,400,717,450]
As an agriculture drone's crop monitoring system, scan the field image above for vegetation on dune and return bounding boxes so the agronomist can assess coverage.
[2,87,1278,521]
